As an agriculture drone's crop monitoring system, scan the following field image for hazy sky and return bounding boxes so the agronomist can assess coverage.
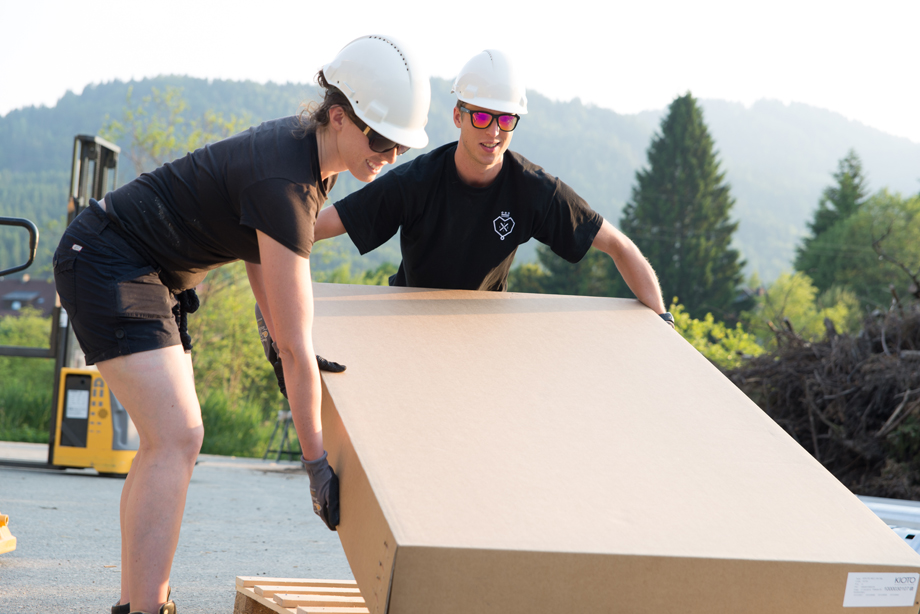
[2,0,917,143]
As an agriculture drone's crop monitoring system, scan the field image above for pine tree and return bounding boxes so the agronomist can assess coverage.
[618,93,744,319]
[794,150,868,293]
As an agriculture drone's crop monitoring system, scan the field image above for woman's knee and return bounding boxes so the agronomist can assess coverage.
[142,423,204,462]
[175,424,204,462]
[182,424,205,457]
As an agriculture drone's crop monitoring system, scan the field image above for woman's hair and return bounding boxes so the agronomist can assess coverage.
[295,70,357,138]
[477,247,518,292]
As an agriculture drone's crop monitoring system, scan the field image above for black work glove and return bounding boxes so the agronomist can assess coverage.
[255,304,347,398]
[301,451,340,530]
[271,351,288,398]
[270,354,345,398]
[255,303,273,359]
[316,355,346,373]
[256,304,288,397]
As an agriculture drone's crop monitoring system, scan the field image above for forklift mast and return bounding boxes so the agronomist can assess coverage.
[48,136,120,462]
[0,134,138,476]
[67,135,120,225]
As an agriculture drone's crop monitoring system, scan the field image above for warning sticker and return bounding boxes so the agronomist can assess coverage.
[843,573,919,607]
[65,389,89,420]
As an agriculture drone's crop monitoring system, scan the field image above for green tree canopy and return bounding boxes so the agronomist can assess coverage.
[795,150,869,290]
[101,85,250,176]
[619,92,744,319]
[741,272,861,347]
[793,190,920,309]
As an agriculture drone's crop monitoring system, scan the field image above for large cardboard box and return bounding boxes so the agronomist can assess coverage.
[312,283,920,613]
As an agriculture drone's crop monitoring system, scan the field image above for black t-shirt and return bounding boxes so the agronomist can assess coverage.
[334,143,603,291]
[106,117,335,291]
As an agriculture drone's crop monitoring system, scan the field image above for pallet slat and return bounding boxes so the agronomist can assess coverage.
[256,585,362,598]
[235,577,365,614]
[295,608,371,614]
[237,576,358,588]
[234,588,295,614]
[274,594,366,608]
[233,586,294,614]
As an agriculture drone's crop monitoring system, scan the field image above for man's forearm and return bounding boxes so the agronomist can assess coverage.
[614,247,667,314]
[592,220,667,313]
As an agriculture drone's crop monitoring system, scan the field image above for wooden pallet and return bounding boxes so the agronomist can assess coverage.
[234,576,369,614]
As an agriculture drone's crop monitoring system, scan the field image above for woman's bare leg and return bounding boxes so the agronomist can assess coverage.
[97,345,203,613]
[117,456,137,606]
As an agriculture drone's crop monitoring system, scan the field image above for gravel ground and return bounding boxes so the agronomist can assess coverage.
[0,441,352,613]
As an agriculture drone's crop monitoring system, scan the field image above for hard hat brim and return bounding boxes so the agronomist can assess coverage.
[358,116,430,150]
[455,95,528,116]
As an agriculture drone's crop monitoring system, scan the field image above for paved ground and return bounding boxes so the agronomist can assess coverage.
[0,441,352,613]
[6,440,920,614]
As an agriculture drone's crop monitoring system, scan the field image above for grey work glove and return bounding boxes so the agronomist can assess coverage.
[255,304,346,399]
[301,451,340,530]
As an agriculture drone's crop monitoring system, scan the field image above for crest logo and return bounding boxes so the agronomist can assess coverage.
[493,212,515,240]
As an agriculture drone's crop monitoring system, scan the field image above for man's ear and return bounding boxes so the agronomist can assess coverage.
[452,106,462,129]
[329,105,347,132]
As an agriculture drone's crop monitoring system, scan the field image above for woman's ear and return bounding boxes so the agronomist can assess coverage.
[328,105,347,133]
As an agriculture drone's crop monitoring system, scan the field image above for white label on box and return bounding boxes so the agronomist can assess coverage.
[843,572,919,607]
[65,389,89,420]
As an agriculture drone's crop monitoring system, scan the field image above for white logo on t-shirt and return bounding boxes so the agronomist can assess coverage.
[493,212,515,240]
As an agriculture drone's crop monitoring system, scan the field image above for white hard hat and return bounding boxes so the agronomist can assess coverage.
[323,35,430,149]
[451,49,528,115]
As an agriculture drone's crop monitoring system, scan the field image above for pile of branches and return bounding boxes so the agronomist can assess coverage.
[727,303,920,499]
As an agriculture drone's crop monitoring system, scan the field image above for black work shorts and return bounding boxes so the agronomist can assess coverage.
[52,201,184,365]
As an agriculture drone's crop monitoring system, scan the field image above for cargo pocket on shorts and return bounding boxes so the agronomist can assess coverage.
[53,248,79,318]
[115,267,173,318]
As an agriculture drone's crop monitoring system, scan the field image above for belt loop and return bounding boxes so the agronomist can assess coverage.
[89,199,110,232]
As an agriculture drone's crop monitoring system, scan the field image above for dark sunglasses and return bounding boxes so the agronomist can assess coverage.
[459,105,520,132]
[351,115,410,155]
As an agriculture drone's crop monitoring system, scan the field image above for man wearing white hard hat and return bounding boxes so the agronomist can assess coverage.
[313,49,671,322]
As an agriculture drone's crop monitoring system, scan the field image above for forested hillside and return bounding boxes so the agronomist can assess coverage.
[1,76,918,280]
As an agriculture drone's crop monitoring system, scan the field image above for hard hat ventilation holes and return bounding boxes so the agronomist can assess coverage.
[368,35,410,73]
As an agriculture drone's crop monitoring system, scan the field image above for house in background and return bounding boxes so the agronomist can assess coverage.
[0,274,56,318]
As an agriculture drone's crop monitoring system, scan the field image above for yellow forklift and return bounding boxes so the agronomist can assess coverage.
[0,135,138,477]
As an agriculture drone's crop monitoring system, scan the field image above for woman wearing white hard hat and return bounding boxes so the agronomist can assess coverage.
[52,35,430,614]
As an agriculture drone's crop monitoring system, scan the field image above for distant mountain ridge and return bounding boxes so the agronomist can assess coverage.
[1,76,918,281]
